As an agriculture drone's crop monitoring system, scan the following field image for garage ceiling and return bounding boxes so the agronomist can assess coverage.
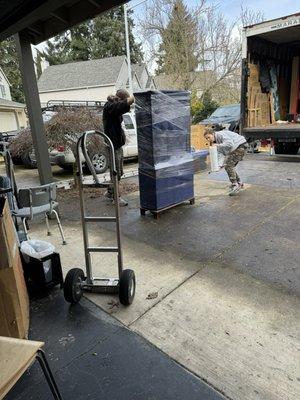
[0,0,127,44]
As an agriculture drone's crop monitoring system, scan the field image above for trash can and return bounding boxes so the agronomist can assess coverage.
[20,240,63,294]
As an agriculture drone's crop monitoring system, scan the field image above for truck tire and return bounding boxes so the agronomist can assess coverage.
[87,150,109,174]
[274,142,299,155]
[21,151,37,168]
[11,155,23,165]
[57,163,74,172]
[286,143,299,155]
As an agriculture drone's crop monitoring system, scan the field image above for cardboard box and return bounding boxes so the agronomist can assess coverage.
[0,198,29,338]
[249,63,259,80]
[191,125,209,150]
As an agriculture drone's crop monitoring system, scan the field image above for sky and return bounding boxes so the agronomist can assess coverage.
[36,0,300,57]
[172,0,299,22]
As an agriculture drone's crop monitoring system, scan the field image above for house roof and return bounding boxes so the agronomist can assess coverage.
[146,76,155,89]
[132,64,156,89]
[132,64,146,80]
[38,56,126,92]
[0,98,25,108]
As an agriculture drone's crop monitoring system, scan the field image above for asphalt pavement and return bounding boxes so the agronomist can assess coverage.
[5,292,224,400]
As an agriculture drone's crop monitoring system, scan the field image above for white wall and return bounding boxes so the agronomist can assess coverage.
[39,85,116,107]
[0,110,17,131]
[0,107,27,132]
[0,69,12,101]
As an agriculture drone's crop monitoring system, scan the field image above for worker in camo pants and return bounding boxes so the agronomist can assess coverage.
[204,127,248,196]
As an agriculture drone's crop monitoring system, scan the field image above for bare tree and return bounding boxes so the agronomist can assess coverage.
[194,5,264,102]
[197,6,241,94]
[139,1,264,103]
[240,6,265,27]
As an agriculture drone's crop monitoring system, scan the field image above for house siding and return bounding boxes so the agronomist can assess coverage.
[0,69,11,101]
[0,68,26,132]
[39,85,116,107]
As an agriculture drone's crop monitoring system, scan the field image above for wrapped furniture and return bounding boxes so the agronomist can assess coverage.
[135,90,194,218]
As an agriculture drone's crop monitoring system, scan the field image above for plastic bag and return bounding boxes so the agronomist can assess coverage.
[20,239,55,260]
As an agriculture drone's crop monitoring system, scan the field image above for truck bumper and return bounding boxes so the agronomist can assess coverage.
[243,127,300,139]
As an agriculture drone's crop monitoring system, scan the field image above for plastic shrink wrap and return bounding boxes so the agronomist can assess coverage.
[134,90,194,211]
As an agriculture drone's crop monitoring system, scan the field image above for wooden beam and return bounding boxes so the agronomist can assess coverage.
[27,24,43,37]
[41,0,126,44]
[50,8,69,24]
[15,31,53,184]
[0,0,74,41]
[0,0,127,44]
[87,0,102,9]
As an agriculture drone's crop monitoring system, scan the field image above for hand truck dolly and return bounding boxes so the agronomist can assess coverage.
[63,130,136,306]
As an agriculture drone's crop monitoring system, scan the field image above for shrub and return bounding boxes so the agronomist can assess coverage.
[191,91,219,124]
[9,107,104,158]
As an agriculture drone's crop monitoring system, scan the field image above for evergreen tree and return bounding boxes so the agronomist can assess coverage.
[192,91,219,124]
[90,7,143,63]
[155,0,199,90]
[42,6,143,65]
[42,33,73,65]
[0,37,24,103]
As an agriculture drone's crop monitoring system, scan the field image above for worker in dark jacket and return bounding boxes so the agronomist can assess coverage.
[102,89,134,206]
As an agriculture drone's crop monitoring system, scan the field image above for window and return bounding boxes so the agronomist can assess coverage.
[0,84,6,99]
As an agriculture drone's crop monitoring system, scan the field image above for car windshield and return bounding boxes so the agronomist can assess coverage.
[123,114,134,130]
[210,104,240,118]
[42,112,56,123]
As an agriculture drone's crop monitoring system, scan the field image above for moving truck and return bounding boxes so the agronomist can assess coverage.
[241,13,300,155]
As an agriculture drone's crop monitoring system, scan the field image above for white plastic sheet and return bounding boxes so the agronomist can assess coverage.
[209,146,219,172]
[209,146,226,172]
[20,239,55,260]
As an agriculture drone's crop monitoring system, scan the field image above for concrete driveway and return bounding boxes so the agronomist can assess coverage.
[1,154,300,400]
[15,153,299,400]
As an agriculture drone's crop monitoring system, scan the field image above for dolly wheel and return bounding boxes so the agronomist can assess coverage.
[119,269,136,306]
[64,268,85,304]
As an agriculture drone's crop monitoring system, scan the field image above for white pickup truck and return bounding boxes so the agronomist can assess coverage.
[35,111,138,173]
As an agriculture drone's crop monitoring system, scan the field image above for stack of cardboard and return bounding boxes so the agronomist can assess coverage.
[0,198,29,339]
[191,125,209,150]
[247,63,272,127]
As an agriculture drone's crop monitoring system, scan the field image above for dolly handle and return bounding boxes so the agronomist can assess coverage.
[76,130,117,184]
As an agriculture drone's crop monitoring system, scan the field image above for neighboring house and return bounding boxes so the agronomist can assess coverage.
[154,71,240,104]
[38,56,156,107]
[131,64,156,91]
[0,67,26,133]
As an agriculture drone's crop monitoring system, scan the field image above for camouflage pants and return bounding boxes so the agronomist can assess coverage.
[224,144,247,184]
